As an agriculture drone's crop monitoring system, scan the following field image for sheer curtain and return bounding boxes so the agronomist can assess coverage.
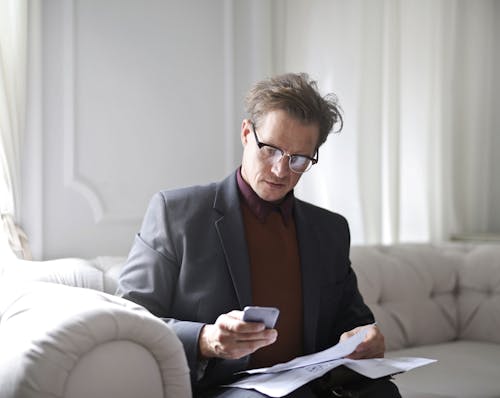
[274,0,497,244]
[0,0,31,260]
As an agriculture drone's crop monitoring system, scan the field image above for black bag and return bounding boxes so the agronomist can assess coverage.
[310,366,401,398]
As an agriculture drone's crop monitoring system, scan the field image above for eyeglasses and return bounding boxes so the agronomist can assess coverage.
[251,122,318,174]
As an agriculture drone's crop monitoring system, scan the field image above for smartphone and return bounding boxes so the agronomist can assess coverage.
[243,306,280,329]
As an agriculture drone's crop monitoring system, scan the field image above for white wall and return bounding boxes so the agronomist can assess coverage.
[491,1,500,232]
[21,0,500,260]
[22,0,243,259]
[22,0,280,260]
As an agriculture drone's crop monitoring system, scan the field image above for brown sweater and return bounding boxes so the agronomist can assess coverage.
[240,202,304,368]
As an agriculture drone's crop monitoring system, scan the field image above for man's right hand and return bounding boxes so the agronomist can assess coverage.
[199,310,278,360]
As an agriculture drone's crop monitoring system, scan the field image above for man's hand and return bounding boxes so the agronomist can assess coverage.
[340,324,385,359]
[199,310,278,360]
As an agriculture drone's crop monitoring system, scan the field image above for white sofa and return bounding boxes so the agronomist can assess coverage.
[0,257,191,398]
[1,243,499,398]
[351,243,500,398]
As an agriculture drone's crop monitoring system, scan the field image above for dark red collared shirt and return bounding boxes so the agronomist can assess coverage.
[236,167,304,368]
[236,167,294,224]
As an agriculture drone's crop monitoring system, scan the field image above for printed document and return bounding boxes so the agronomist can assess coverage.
[227,327,436,397]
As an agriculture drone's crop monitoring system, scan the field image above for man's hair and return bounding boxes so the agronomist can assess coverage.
[245,72,343,147]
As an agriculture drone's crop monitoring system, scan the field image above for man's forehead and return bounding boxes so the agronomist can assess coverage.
[257,110,320,152]
[258,110,318,130]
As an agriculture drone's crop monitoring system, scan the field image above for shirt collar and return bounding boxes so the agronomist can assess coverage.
[236,167,294,224]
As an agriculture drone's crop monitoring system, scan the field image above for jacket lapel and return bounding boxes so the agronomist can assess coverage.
[213,172,253,309]
[294,200,321,354]
[211,173,322,353]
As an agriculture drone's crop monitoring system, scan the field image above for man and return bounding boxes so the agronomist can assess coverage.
[118,73,400,397]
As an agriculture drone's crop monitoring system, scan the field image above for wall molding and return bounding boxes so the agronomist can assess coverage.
[62,0,104,223]
[62,0,238,224]
[61,0,141,224]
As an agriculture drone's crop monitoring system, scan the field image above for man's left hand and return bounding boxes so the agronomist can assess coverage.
[340,324,385,359]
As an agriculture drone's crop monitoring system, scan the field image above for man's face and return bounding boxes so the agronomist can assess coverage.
[240,109,320,203]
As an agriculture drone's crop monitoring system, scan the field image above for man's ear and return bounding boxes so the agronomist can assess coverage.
[240,119,253,146]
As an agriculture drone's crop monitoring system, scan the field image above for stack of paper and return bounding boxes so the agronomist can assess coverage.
[226,327,436,397]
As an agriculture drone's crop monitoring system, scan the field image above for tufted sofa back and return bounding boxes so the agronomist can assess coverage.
[0,256,125,294]
[2,243,499,352]
[350,243,500,350]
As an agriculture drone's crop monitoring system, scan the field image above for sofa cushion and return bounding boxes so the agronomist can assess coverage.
[387,341,500,398]
[93,256,127,294]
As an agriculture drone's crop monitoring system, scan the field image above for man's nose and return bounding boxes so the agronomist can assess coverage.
[271,155,290,177]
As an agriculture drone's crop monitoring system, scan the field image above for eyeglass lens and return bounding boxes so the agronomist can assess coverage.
[261,147,311,173]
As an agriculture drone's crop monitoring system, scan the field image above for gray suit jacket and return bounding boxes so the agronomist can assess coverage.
[118,170,374,392]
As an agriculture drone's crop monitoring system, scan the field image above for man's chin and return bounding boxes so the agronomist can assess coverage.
[258,190,286,203]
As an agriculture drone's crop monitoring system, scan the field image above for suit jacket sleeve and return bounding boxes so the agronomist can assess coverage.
[117,187,249,389]
[117,192,206,383]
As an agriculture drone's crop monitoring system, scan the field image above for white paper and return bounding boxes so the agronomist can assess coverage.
[244,325,369,375]
[227,326,437,397]
[343,356,437,379]
[229,360,348,397]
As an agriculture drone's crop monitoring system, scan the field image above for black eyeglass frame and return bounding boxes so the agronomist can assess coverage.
[250,122,319,173]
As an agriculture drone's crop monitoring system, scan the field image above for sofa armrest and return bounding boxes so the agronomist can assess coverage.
[0,282,191,398]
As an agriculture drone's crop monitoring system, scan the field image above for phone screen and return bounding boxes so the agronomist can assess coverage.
[243,306,280,329]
